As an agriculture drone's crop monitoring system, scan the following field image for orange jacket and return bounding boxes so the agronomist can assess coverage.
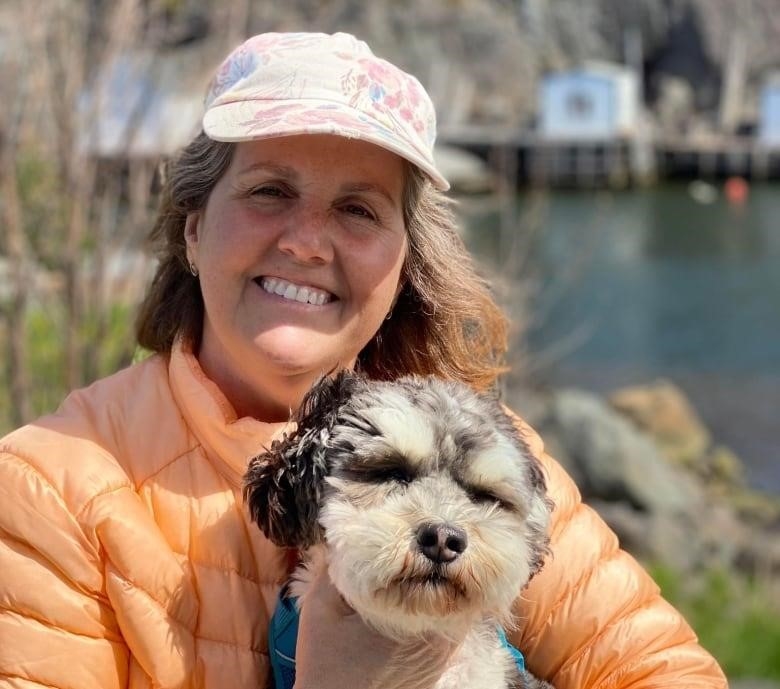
[0,343,726,689]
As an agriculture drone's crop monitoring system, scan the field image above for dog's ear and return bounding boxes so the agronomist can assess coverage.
[244,370,362,548]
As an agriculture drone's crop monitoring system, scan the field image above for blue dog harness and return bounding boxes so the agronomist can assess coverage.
[268,591,525,689]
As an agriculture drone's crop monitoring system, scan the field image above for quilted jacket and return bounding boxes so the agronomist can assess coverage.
[0,342,727,689]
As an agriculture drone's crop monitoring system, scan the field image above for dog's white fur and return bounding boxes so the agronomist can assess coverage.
[245,373,554,689]
[291,548,521,689]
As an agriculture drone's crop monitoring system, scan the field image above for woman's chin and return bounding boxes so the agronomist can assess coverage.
[249,330,354,377]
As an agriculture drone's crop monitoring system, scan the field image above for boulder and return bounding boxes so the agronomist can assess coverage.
[538,388,704,517]
[588,499,703,571]
[609,379,711,471]
[528,386,780,576]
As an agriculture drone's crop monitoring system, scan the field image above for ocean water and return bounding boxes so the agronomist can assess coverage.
[461,183,780,494]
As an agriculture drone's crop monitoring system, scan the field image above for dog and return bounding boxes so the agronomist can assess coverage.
[244,371,555,689]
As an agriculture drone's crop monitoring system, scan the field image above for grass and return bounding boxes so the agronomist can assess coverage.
[0,302,137,434]
[650,563,780,680]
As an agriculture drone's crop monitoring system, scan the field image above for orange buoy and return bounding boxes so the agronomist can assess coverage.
[724,176,749,205]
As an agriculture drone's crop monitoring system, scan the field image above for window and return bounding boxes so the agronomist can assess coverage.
[566,91,594,117]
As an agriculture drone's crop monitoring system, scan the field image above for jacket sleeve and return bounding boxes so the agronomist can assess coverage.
[510,423,728,689]
[0,450,129,689]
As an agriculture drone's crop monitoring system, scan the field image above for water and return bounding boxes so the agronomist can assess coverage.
[461,183,780,494]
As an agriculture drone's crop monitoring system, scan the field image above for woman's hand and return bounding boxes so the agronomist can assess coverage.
[293,565,456,689]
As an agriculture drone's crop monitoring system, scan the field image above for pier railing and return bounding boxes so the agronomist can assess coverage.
[437,125,780,187]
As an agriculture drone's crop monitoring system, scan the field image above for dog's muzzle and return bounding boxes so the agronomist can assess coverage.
[416,522,468,564]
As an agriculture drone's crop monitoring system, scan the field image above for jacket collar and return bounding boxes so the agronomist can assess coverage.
[168,339,292,487]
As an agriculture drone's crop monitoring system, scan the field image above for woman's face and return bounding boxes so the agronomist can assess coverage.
[185,134,408,421]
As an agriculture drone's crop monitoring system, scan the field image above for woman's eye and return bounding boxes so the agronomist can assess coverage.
[342,203,376,220]
[251,184,287,198]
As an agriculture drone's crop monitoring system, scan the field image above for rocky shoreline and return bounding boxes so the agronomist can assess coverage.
[507,378,780,684]
[507,378,780,579]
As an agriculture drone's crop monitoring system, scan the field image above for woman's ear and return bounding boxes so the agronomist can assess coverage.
[184,212,201,263]
[393,282,404,305]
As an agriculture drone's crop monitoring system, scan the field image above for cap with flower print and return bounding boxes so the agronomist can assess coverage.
[203,32,449,191]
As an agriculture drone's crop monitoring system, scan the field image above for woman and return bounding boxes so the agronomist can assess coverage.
[0,32,725,689]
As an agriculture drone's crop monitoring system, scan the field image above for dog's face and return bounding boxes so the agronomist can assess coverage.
[245,372,552,636]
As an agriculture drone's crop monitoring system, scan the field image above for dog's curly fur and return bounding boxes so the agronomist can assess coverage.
[245,371,555,689]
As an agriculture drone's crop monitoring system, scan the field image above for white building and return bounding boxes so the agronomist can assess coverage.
[538,62,640,141]
[758,74,780,147]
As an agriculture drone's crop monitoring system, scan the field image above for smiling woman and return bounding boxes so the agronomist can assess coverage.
[0,30,726,689]
[183,135,408,421]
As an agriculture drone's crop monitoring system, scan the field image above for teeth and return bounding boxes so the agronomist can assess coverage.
[260,277,331,305]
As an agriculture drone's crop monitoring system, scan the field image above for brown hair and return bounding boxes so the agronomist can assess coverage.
[358,167,508,391]
[135,132,232,351]
[136,134,508,391]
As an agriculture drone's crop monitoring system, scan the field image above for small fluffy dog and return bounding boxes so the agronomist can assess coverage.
[245,372,554,689]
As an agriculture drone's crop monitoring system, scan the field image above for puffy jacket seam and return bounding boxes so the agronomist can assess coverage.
[187,558,279,587]
[592,646,725,689]
[0,604,125,645]
[106,565,194,632]
[1,448,132,523]
[135,443,202,489]
[525,510,620,650]
[559,594,657,682]
[590,658,636,689]
[73,481,135,521]
[0,671,58,689]
[0,451,73,512]
[588,642,665,689]
[197,634,268,655]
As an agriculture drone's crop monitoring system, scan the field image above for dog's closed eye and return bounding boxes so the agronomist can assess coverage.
[464,485,514,511]
[338,457,416,486]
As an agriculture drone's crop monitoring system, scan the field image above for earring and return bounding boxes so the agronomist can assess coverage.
[189,261,199,277]
[384,309,393,321]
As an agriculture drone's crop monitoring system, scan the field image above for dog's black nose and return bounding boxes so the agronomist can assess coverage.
[416,522,468,563]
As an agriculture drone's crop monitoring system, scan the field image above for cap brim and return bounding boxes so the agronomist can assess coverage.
[203,98,450,191]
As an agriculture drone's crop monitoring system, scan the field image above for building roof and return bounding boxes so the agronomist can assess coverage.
[543,60,637,83]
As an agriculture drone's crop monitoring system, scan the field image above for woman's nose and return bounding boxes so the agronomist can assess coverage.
[276,206,334,264]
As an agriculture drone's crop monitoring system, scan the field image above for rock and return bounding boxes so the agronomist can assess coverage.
[725,488,780,529]
[539,389,704,516]
[529,387,780,574]
[588,499,703,571]
[609,379,711,471]
[705,444,746,488]
[589,480,780,574]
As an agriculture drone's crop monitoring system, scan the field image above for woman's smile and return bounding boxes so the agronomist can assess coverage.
[256,276,335,306]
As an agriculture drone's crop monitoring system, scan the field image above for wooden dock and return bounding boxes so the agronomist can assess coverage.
[437,125,780,188]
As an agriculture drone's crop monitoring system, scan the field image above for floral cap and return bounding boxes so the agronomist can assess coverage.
[203,32,449,191]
